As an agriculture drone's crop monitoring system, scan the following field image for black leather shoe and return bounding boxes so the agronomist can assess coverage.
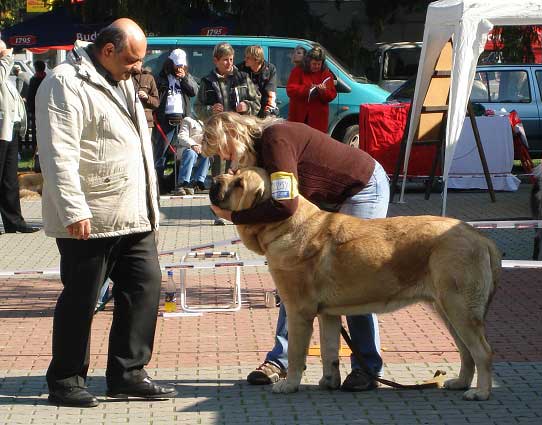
[48,387,99,407]
[107,377,177,399]
[4,224,40,233]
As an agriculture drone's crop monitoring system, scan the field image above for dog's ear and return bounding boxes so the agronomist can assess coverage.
[253,186,264,205]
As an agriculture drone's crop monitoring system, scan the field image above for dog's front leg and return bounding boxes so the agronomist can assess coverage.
[317,314,341,390]
[272,309,314,394]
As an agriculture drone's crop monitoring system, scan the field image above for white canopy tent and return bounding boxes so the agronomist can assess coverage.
[400,0,542,214]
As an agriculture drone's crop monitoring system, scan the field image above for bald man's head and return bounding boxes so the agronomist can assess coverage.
[93,18,147,81]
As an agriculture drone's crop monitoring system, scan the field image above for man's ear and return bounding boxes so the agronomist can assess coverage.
[102,43,115,59]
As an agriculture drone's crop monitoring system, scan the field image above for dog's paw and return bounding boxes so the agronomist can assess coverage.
[272,379,299,394]
[443,377,470,391]
[318,372,341,390]
[462,388,490,401]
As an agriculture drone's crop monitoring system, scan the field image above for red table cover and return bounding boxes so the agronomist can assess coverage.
[359,103,438,175]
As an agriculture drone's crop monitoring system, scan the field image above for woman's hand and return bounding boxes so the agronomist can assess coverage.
[316,83,327,93]
[210,204,232,222]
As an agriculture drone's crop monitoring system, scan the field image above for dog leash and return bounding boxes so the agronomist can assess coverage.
[340,326,446,389]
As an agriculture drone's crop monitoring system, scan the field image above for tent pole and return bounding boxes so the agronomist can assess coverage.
[399,168,408,203]
[441,177,449,216]
[466,102,496,202]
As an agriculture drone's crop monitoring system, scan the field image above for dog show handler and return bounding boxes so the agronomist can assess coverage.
[202,111,390,391]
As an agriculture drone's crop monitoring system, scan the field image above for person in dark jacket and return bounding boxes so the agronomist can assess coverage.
[27,60,47,172]
[203,111,389,392]
[27,60,47,115]
[237,45,278,118]
[195,42,260,224]
[195,42,260,177]
[154,49,198,186]
[132,66,159,133]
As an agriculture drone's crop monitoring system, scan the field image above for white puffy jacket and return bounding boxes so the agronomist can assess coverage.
[35,41,159,238]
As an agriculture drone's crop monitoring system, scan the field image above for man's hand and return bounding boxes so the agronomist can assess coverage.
[211,103,224,114]
[138,90,148,100]
[236,101,248,113]
[192,145,202,154]
[0,48,13,59]
[210,204,232,222]
[67,219,91,240]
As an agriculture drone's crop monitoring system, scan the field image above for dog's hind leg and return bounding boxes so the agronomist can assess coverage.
[272,309,314,394]
[434,304,475,391]
[317,314,341,390]
[437,296,493,401]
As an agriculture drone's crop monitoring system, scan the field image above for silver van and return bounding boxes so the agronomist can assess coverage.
[373,42,422,92]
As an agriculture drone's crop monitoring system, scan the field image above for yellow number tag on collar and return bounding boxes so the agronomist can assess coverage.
[271,172,299,201]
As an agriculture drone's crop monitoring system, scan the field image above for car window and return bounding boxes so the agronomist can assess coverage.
[145,45,246,83]
[475,70,531,103]
[382,47,421,80]
[536,70,542,97]
[470,72,490,102]
[269,47,296,87]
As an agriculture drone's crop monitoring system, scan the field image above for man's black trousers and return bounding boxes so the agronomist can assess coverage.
[47,231,162,391]
[0,136,25,230]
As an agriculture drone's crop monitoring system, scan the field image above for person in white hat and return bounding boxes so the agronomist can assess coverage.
[154,48,198,194]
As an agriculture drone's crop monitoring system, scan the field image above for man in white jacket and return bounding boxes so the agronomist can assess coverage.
[36,18,175,408]
[0,40,39,234]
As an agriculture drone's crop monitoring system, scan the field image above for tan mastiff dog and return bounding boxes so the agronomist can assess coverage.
[210,167,500,401]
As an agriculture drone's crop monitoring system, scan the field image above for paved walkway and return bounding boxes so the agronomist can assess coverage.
[0,186,540,424]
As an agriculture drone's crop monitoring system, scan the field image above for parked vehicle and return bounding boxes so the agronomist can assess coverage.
[145,36,389,147]
[372,42,422,93]
[387,64,542,156]
[8,58,34,88]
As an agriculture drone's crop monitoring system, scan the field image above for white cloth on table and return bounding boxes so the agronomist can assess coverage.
[447,115,520,191]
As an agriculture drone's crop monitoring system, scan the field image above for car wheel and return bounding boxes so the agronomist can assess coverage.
[342,125,359,149]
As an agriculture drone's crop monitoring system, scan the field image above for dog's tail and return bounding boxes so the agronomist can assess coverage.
[484,239,501,318]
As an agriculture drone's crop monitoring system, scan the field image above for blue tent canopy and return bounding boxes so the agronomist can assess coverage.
[1,8,104,49]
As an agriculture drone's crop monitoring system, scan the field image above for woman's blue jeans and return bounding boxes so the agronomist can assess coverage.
[265,161,390,375]
[177,148,210,185]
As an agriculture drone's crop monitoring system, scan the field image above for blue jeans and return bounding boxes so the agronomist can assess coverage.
[177,148,210,185]
[266,162,390,374]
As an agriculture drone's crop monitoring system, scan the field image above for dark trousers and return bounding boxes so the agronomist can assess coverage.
[46,231,162,391]
[0,135,24,230]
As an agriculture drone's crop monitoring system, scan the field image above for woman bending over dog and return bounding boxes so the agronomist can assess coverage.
[202,111,389,392]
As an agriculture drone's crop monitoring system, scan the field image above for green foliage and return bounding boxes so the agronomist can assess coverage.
[0,0,26,27]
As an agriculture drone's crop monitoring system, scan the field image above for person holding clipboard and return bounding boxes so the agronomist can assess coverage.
[286,45,337,133]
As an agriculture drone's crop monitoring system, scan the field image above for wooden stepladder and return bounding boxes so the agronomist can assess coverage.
[390,41,495,203]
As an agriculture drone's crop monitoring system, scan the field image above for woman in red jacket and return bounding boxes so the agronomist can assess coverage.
[286,46,337,133]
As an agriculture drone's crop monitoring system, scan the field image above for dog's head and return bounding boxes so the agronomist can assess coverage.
[209,167,271,211]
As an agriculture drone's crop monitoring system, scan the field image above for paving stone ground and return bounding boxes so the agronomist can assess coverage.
[0,185,540,424]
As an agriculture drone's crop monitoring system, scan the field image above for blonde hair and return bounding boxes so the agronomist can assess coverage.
[202,112,280,167]
[213,42,234,59]
[245,45,264,64]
